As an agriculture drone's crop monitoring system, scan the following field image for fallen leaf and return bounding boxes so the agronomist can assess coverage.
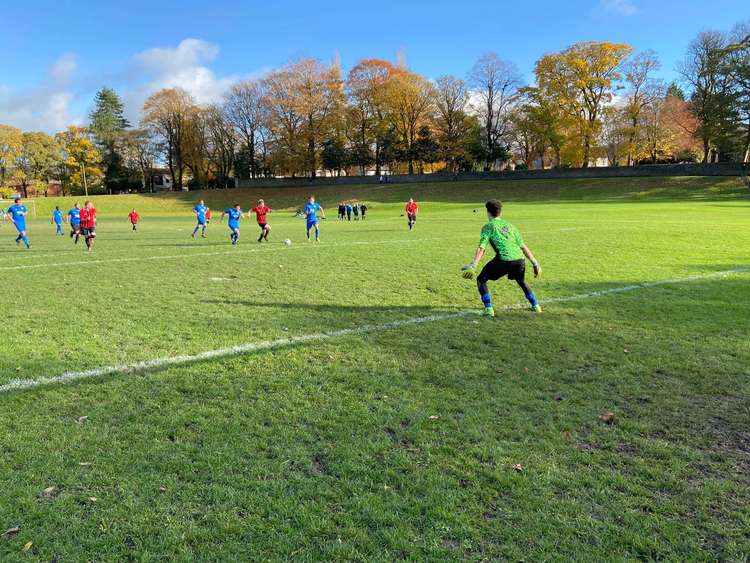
[159,486,167,492]
[599,412,616,425]
[561,430,573,441]
[22,541,32,552]
[523,367,529,373]
[428,415,439,420]
[623,349,629,354]
[41,486,58,498]
[76,416,88,424]
[88,497,97,503]
[511,463,524,472]
[1,527,20,540]
[79,462,92,466]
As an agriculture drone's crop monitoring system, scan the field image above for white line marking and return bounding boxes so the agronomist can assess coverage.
[1,267,746,395]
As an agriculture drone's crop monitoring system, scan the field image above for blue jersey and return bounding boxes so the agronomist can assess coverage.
[305,203,321,221]
[68,208,80,225]
[7,205,28,230]
[193,204,207,222]
[225,208,242,227]
[53,210,63,224]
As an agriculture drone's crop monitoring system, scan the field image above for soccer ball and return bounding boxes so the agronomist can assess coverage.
[282,239,292,246]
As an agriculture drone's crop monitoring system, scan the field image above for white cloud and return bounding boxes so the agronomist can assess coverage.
[599,0,639,16]
[0,54,78,132]
[122,38,243,124]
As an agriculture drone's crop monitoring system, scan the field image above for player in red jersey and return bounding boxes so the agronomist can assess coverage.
[205,207,213,224]
[128,209,140,231]
[405,198,419,230]
[79,200,97,252]
[250,199,273,242]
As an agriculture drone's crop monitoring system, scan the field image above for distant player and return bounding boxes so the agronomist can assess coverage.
[405,198,418,230]
[205,207,213,224]
[192,200,208,238]
[338,203,345,221]
[68,203,81,243]
[250,199,272,242]
[461,199,542,317]
[52,206,64,235]
[79,200,97,252]
[360,203,368,221]
[128,209,140,231]
[6,198,30,249]
[222,204,243,245]
[304,196,325,242]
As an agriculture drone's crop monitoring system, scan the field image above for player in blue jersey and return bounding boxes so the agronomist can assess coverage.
[67,202,81,243]
[52,206,64,235]
[192,199,208,238]
[304,195,325,242]
[6,198,30,249]
[221,204,244,245]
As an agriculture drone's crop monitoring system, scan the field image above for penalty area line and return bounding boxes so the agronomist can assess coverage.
[0,267,746,395]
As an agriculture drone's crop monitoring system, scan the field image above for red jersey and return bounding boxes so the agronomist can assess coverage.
[128,211,140,223]
[205,208,213,220]
[79,207,96,229]
[251,205,272,224]
[405,202,418,215]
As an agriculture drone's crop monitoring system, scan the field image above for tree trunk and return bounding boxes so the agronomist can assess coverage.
[702,138,710,163]
[249,130,256,179]
[375,141,381,176]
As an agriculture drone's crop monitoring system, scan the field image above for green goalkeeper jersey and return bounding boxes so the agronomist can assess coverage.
[478,218,525,261]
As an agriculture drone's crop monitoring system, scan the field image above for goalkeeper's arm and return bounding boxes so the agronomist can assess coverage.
[521,244,541,277]
[462,247,486,279]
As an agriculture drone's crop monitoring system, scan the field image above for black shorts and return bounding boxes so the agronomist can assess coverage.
[80,227,96,237]
[407,213,417,222]
[258,223,267,229]
[70,224,80,232]
[477,257,525,282]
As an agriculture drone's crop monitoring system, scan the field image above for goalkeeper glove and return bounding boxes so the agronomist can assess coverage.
[461,264,477,279]
[532,261,541,278]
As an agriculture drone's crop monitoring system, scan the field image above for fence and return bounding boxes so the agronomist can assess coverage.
[236,162,749,189]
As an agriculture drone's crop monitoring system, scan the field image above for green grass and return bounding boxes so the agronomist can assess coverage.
[0,177,749,561]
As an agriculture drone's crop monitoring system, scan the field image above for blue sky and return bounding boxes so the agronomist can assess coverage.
[1,0,747,131]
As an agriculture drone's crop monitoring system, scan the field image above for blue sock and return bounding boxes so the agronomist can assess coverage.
[192,226,199,236]
[15,235,21,243]
[22,236,30,248]
[527,292,538,306]
[481,293,493,309]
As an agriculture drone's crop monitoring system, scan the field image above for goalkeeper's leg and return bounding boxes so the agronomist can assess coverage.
[514,270,541,312]
[476,277,494,317]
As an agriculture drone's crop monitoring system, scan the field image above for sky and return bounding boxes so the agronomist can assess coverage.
[1,0,747,132]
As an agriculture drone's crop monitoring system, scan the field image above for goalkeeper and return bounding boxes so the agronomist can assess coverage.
[461,199,542,317]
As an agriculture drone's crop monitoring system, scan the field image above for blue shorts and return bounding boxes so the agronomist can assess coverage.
[15,224,26,233]
[197,218,207,226]
[307,219,318,229]
[228,223,240,231]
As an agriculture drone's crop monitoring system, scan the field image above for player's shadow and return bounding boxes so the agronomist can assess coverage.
[201,299,465,314]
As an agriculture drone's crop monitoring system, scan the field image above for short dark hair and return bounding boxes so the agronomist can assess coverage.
[485,199,502,217]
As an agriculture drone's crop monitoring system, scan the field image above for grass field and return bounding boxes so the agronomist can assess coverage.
[1,177,749,561]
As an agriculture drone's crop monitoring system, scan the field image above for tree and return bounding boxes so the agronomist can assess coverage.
[535,41,634,167]
[15,132,61,197]
[433,75,473,171]
[116,129,157,192]
[89,87,130,190]
[204,105,237,188]
[678,31,735,162]
[0,125,22,187]
[346,59,399,175]
[721,22,750,162]
[224,80,266,178]
[622,50,662,165]
[384,70,434,174]
[262,66,306,177]
[142,88,196,190]
[468,53,523,170]
[413,125,439,173]
[55,126,104,196]
[320,137,348,176]
[666,82,686,101]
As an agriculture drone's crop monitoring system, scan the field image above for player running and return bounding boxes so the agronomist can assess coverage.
[461,199,542,317]
[52,206,64,235]
[79,200,97,252]
[6,198,30,249]
[405,198,418,230]
[68,203,81,243]
[221,204,243,245]
[128,209,140,231]
[250,199,272,242]
[192,200,208,238]
[205,207,213,224]
[304,196,325,242]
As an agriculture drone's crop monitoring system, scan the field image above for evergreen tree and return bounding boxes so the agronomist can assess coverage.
[89,87,130,189]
